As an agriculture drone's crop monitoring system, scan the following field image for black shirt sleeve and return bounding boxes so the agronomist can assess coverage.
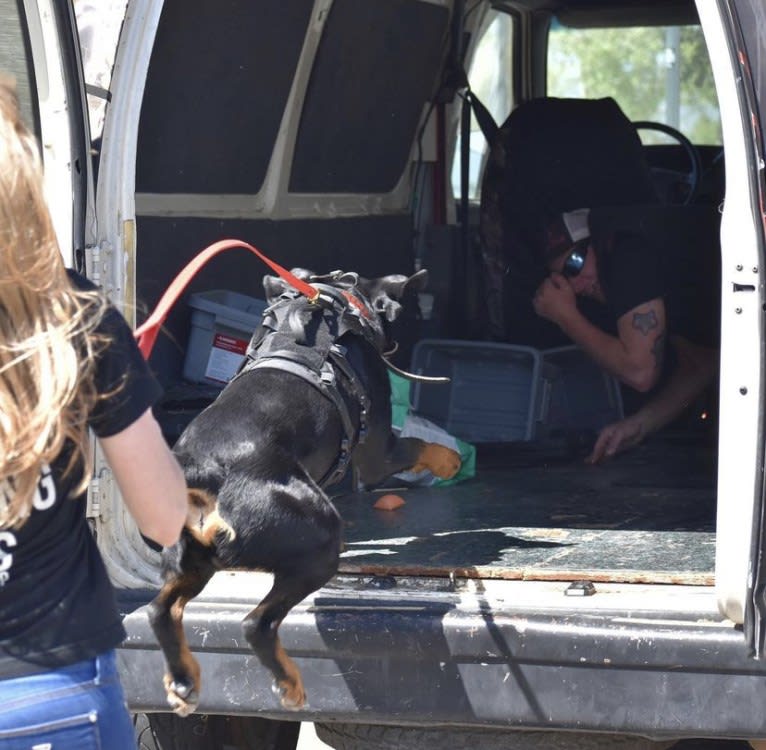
[601,231,666,321]
[89,306,164,436]
[66,270,163,437]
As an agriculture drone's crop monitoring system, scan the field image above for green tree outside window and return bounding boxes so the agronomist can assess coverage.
[548,24,721,146]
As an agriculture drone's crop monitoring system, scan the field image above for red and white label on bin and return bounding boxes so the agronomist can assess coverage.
[204,333,248,384]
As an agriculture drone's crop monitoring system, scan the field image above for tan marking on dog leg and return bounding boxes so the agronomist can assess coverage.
[162,600,202,717]
[188,488,215,511]
[185,489,236,545]
[274,639,306,709]
[156,585,202,717]
[410,443,461,479]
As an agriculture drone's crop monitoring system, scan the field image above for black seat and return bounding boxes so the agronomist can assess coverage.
[478,96,660,345]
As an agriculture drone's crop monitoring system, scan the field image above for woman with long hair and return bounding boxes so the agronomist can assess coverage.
[0,77,187,748]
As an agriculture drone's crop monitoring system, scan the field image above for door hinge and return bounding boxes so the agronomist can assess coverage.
[87,476,100,520]
[86,466,112,520]
[84,243,100,284]
[84,241,113,286]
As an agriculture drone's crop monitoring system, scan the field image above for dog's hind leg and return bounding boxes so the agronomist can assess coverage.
[242,564,335,710]
[148,538,216,717]
[355,435,461,487]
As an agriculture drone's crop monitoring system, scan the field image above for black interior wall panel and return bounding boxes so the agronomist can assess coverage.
[135,215,415,385]
[136,0,313,194]
[290,0,449,193]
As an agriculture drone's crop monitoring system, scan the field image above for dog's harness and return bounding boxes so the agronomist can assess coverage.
[131,239,451,485]
[232,276,382,488]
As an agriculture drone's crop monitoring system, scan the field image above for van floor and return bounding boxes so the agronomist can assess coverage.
[332,428,718,586]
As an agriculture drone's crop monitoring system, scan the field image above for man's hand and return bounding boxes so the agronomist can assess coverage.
[586,415,645,464]
[533,272,578,326]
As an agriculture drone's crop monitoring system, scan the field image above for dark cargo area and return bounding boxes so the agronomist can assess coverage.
[333,428,717,585]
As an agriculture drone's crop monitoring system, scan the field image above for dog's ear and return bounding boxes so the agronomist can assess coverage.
[263,275,290,303]
[377,269,429,301]
[262,275,283,303]
[263,269,316,303]
[368,269,429,322]
[390,269,428,298]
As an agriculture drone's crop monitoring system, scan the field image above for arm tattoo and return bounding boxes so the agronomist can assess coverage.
[632,309,659,336]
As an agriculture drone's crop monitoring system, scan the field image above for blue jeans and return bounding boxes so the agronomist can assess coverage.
[0,650,135,749]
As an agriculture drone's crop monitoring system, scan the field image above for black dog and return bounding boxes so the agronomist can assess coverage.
[148,268,461,716]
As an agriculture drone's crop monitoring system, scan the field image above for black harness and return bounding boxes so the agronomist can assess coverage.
[232,280,384,488]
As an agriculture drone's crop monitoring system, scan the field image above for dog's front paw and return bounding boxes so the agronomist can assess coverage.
[164,673,199,717]
[272,676,306,710]
[412,444,461,479]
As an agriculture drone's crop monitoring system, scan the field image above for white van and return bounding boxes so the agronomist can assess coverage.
[2,1,766,748]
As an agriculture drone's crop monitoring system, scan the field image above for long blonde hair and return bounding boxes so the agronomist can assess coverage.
[0,78,105,528]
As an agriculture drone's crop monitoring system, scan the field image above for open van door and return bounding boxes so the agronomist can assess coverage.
[705,0,766,658]
[730,0,766,660]
[696,0,766,650]
[0,0,93,271]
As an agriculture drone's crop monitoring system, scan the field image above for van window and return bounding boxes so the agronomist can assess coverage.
[451,9,515,200]
[75,0,127,141]
[547,21,722,146]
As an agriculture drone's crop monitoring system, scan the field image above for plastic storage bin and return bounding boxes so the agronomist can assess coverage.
[534,345,624,438]
[410,339,541,443]
[182,290,267,386]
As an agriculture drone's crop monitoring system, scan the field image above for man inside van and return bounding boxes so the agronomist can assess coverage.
[531,208,719,463]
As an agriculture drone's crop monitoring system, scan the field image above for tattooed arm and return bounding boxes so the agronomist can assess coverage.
[586,336,718,463]
[551,296,667,392]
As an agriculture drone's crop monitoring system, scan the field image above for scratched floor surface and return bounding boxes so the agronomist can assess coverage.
[332,428,718,585]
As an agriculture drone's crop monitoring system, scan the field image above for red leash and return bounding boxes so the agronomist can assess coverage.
[134,239,318,359]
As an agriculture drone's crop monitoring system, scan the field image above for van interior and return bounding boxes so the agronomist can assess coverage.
[98,0,723,588]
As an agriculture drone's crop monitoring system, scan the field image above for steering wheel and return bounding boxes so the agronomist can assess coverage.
[633,121,703,205]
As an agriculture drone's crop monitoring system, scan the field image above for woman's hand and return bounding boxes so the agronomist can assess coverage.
[533,272,578,327]
[586,415,646,464]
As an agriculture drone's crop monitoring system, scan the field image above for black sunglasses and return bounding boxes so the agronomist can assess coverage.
[561,241,589,279]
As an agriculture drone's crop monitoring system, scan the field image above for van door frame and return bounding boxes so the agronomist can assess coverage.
[21,0,93,266]
[694,0,765,634]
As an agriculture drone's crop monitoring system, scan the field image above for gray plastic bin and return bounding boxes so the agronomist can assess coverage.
[410,339,541,443]
[534,345,624,438]
[182,290,267,386]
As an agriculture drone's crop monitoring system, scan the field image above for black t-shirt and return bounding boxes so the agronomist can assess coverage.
[599,230,665,323]
[598,229,720,350]
[0,271,163,678]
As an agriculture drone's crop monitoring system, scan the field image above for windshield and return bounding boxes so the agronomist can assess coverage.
[547,21,722,146]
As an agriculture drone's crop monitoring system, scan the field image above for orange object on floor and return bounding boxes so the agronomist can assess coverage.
[373,494,406,511]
